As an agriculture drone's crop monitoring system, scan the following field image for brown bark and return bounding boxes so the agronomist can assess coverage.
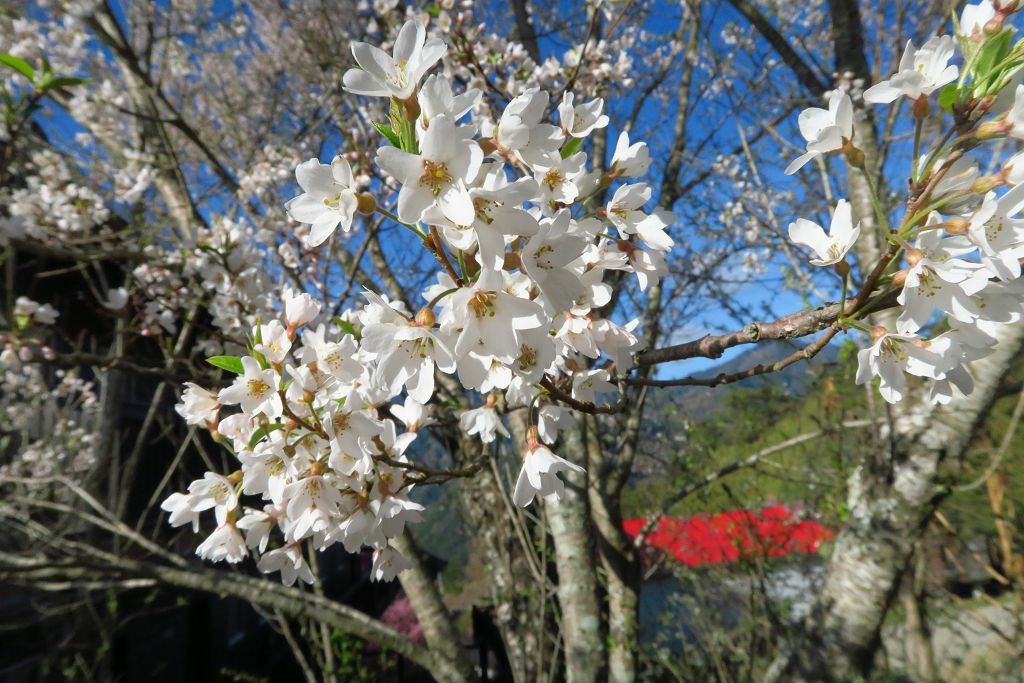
[452,441,543,682]
[509,0,542,65]
[392,532,476,682]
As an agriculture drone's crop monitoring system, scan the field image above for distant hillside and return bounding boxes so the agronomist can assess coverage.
[650,339,841,421]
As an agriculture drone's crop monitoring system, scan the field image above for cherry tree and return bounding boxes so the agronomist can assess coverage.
[2,1,1024,682]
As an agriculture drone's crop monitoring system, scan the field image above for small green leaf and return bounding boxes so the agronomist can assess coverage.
[41,75,89,91]
[206,355,245,374]
[937,83,960,114]
[0,54,34,81]
[247,423,283,449]
[560,136,584,159]
[971,29,1012,89]
[335,317,361,340]
[373,121,402,148]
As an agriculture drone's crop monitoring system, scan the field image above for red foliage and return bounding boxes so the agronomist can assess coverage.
[622,505,834,567]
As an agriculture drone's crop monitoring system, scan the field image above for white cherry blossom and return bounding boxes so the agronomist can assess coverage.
[342,19,445,100]
[855,332,947,404]
[175,382,221,426]
[968,186,1024,280]
[459,404,510,443]
[610,130,651,177]
[257,545,314,586]
[557,92,609,138]
[788,199,860,266]
[512,442,585,507]
[785,90,854,175]
[218,357,283,419]
[286,156,359,247]
[864,36,958,104]
[376,115,482,225]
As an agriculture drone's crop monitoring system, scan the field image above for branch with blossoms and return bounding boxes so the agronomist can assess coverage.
[161,7,1024,588]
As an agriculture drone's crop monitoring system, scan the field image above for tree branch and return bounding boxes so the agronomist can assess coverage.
[725,0,829,94]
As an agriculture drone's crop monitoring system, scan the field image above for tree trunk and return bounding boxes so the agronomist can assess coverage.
[545,425,606,682]
[772,321,1024,681]
[392,531,476,682]
[454,447,543,682]
[901,543,936,683]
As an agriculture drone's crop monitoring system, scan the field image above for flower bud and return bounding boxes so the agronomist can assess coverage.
[912,96,930,121]
[977,120,1009,139]
[971,175,1002,194]
[526,425,540,450]
[843,145,865,169]
[904,247,924,267]
[945,216,970,234]
[869,326,889,342]
[414,306,436,327]
[891,268,909,288]
[356,192,376,214]
[984,16,1005,35]
[227,470,244,485]
[478,138,497,155]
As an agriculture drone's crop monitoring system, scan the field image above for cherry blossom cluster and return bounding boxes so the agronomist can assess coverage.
[163,293,429,584]
[785,0,1024,404]
[0,296,98,487]
[430,0,639,98]
[3,149,114,244]
[116,218,281,345]
[163,16,673,581]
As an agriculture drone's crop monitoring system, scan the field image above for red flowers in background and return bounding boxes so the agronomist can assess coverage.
[623,505,834,567]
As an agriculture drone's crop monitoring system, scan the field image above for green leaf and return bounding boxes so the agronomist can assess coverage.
[206,355,245,374]
[40,75,89,91]
[247,423,283,449]
[971,29,1012,89]
[0,54,34,81]
[560,136,584,159]
[335,317,361,340]
[937,83,961,114]
[373,121,402,148]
